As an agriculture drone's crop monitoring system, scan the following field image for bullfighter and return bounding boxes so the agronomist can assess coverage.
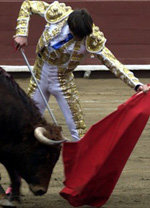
[13,0,149,141]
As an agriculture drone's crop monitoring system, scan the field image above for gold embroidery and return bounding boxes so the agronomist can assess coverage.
[86,24,106,53]
[16,0,49,37]
[45,1,73,23]
[97,47,141,88]
[58,72,86,137]
[16,19,29,28]
[28,55,44,96]
[66,41,84,72]
[16,28,28,36]
[36,18,68,53]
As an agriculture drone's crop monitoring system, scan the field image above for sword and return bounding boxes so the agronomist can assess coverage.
[20,48,58,125]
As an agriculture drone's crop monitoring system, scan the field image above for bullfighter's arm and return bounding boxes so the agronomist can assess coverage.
[86,25,143,90]
[96,47,143,89]
[15,0,49,37]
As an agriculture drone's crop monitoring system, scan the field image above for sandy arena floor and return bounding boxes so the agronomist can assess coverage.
[0,73,150,208]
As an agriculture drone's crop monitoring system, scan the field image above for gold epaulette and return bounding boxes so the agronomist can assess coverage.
[45,1,73,24]
[86,25,106,53]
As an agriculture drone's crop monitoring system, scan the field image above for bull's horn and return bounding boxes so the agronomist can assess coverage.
[34,127,67,145]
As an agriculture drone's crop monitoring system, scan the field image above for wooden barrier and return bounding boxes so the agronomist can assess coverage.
[0,0,150,66]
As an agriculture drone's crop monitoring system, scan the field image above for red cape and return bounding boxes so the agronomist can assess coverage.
[60,91,150,207]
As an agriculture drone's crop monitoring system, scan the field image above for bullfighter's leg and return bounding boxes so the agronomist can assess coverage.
[28,55,51,115]
[28,57,86,140]
[55,72,87,140]
[43,62,86,140]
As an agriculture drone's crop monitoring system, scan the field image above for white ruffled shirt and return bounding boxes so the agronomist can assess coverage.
[48,24,86,54]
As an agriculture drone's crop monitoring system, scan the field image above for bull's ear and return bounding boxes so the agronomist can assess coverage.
[34,127,67,146]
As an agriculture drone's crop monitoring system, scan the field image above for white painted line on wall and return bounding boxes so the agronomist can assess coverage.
[1,65,150,72]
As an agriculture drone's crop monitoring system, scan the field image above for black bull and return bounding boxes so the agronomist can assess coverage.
[0,67,65,206]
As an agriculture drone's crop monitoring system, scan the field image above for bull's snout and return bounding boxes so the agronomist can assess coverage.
[34,189,46,196]
[29,184,47,196]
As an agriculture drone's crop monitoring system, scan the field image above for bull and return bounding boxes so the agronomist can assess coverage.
[0,67,65,207]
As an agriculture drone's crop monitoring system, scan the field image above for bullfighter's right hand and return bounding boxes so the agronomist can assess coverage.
[13,36,28,50]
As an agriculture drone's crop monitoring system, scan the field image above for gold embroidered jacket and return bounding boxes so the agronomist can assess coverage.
[15,0,142,88]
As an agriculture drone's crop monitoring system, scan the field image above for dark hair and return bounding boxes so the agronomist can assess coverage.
[67,9,93,39]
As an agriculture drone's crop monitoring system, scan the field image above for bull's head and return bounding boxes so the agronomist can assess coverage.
[15,125,67,196]
[25,126,67,195]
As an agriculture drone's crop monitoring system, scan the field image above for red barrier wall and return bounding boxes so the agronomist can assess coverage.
[0,0,150,65]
